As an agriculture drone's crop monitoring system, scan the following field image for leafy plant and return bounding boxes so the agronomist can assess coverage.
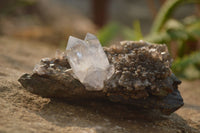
[123,20,143,41]
[146,0,200,79]
[97,22,120,46]
[172,51,200,79]
[150,0,200,34]
[97,0,200,79]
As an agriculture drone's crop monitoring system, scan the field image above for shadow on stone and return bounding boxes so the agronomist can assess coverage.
[35,98,198,133]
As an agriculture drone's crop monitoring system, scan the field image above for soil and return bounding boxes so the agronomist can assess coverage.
[0,37,200,133]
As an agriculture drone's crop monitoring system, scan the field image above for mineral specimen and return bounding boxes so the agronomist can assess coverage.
[66,33,114,90]
[18,39,184,115]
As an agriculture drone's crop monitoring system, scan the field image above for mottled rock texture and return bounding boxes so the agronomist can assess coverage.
[19,41,184,115]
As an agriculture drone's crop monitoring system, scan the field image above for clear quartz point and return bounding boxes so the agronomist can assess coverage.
[66,33,114,90]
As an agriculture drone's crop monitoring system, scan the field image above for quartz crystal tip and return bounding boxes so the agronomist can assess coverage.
[66,33,114,90]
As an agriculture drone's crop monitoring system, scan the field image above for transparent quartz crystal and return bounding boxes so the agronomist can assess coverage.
[66,33,114,90]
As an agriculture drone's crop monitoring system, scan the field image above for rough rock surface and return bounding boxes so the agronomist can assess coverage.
[104,41,175,98]
[19,40,183,115]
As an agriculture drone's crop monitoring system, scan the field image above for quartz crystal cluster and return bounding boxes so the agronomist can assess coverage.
[66,33,114,90]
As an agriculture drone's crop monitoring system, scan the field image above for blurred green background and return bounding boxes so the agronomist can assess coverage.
[0,0,200,79]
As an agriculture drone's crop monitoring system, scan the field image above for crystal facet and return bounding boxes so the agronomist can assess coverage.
[66,33,114,90]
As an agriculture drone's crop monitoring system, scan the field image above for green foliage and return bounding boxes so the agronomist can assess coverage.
[150,0,184,34]
[97,22,120,46]
[133,20,143,40]
[147,16,200,79]
[97,0,200,79]
[122,27,135,40]
[186,18,200,37]
[172,51,200,79]
[150,0,200,34]
[122,20,143,41]
[145,0,200,79]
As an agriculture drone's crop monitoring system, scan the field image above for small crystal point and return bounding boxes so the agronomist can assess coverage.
[66,33,114,90]
[85,33,98,41]
[66,36,86,50]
